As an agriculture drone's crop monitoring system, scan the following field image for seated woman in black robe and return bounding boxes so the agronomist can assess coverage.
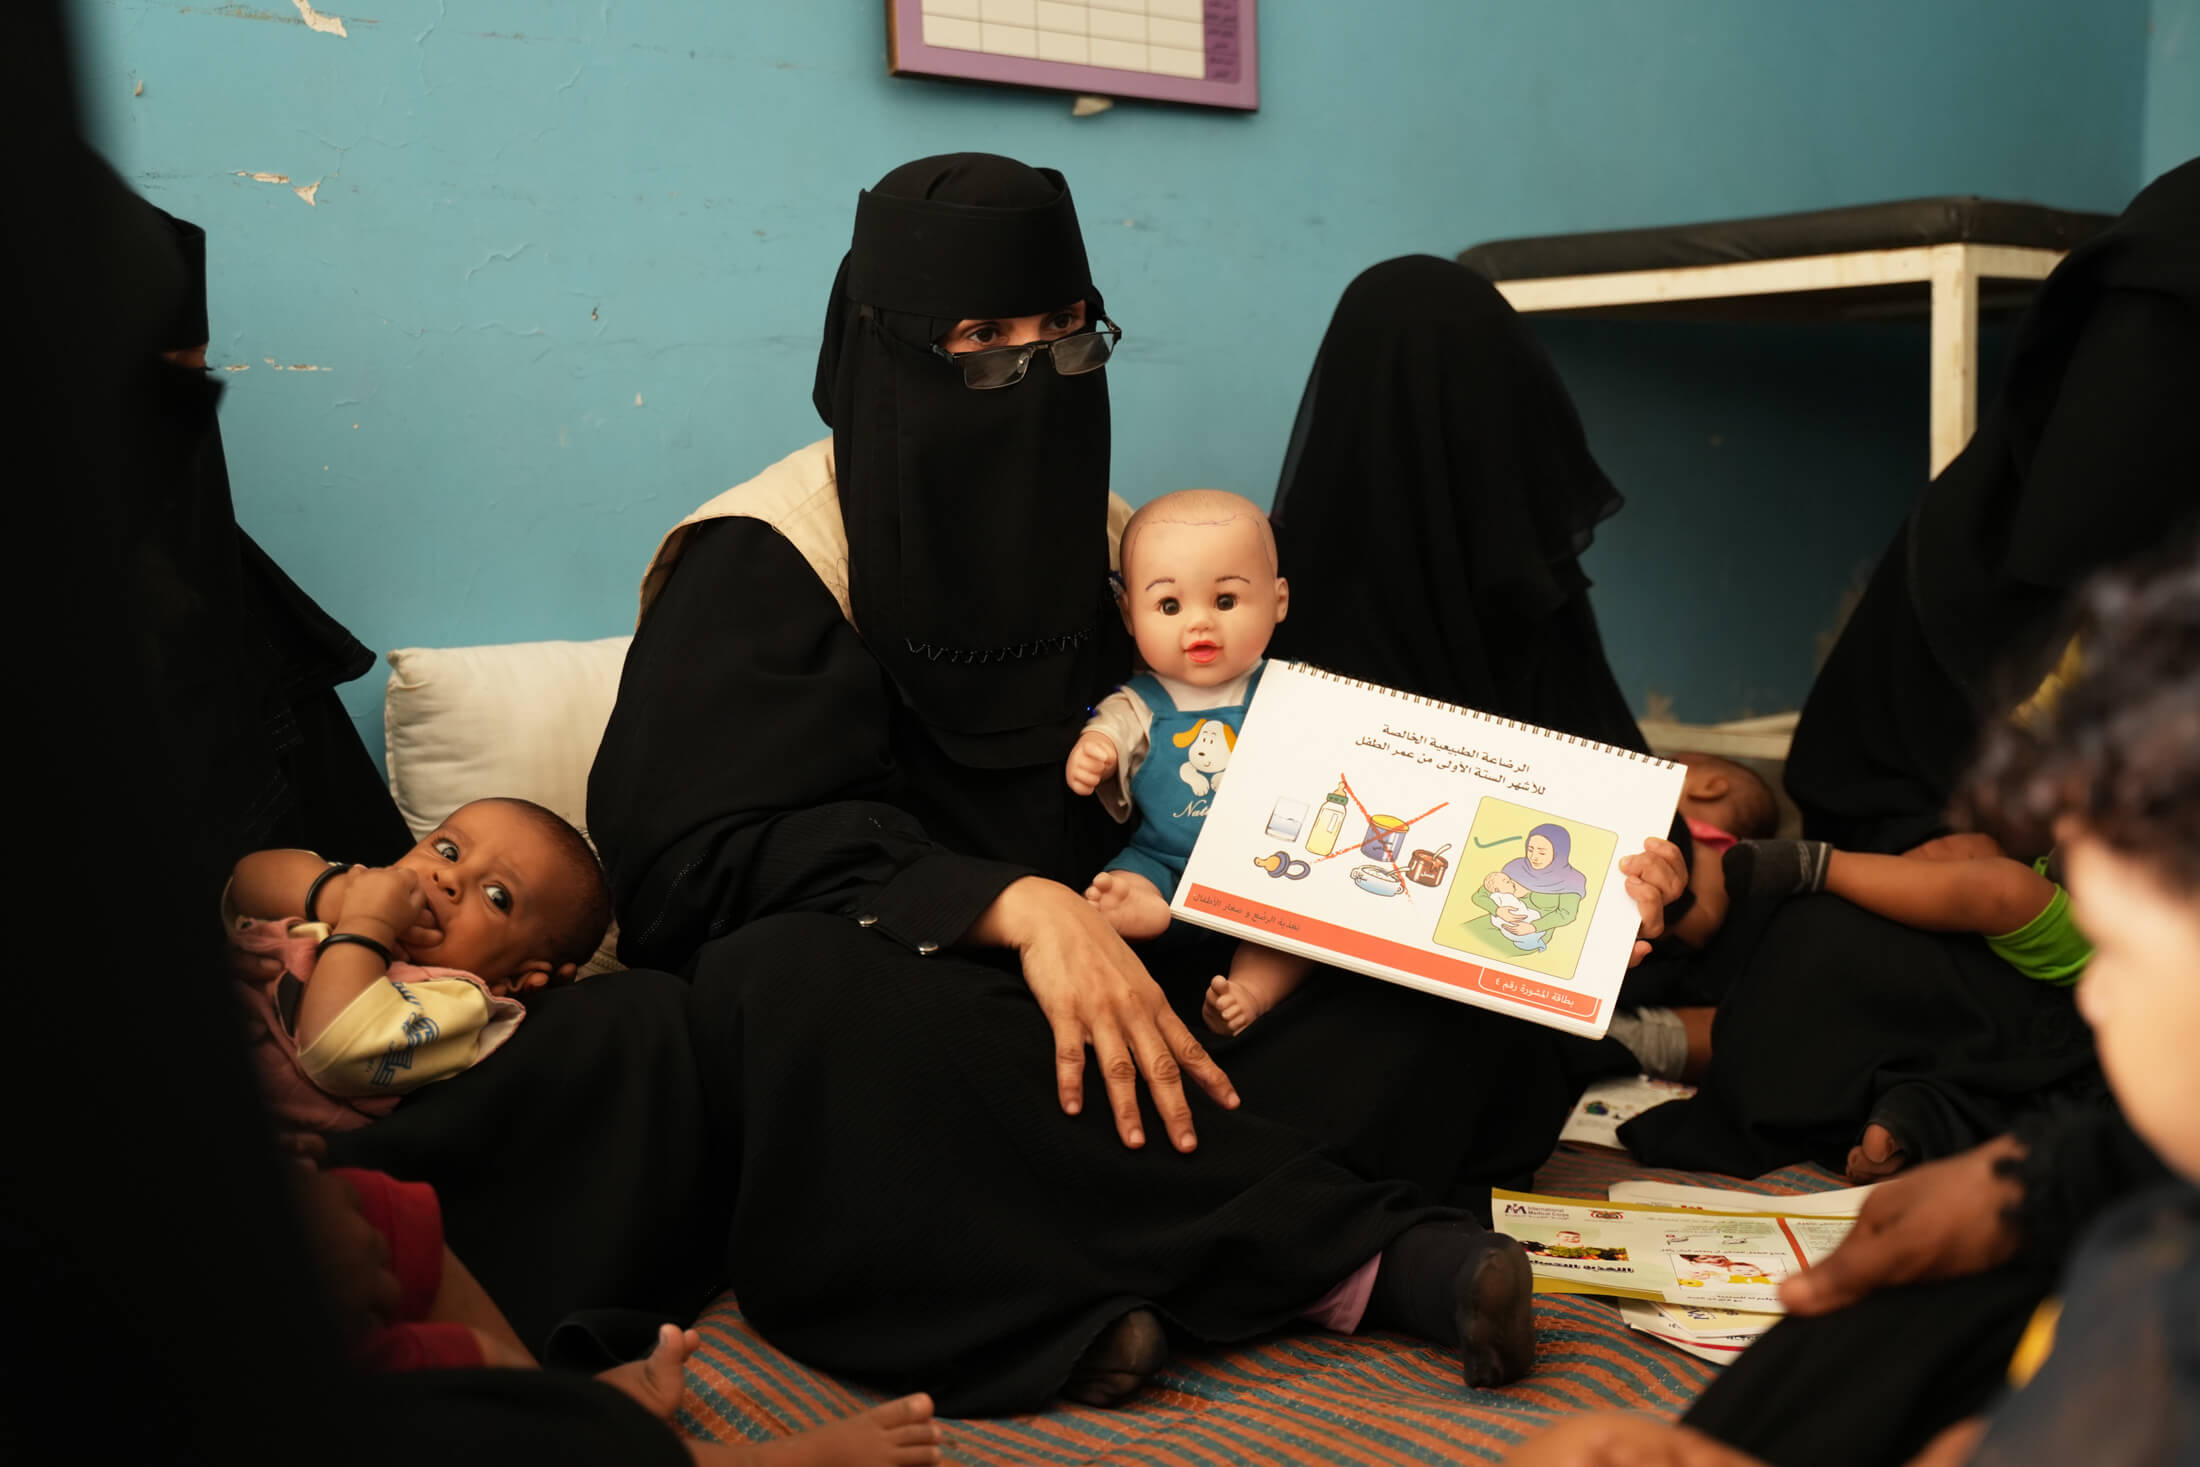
[1622,158,2200,1184]
[581,156,1691,1416]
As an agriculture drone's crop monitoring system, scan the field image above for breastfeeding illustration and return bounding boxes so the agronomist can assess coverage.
[1431,797,1616,981]
[1235,780,1617,983]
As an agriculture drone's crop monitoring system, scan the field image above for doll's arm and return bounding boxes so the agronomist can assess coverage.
[1074,687,1152,821]
[1066,730,1118,797]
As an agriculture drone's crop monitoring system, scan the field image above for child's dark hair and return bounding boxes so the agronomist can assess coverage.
[1961,539,2200,893]
[1677,751,1780,839]
[1721,758,1780,841]
[475,797,613,972]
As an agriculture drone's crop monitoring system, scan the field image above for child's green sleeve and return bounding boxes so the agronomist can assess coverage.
[1983,857,2092,985]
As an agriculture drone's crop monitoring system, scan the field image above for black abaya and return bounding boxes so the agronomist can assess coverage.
[1660,164,2200,1467]
[589,516,1580,1413]
[324,969,722,1355]
[1629,166,2199,1175]
[7,6,683,1458]
[1617,892,2098,1175]
[1681,1105,2174,1467]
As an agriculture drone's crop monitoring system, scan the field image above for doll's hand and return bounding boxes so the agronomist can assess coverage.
[334,866,427,945]
[1065,731,1117,796]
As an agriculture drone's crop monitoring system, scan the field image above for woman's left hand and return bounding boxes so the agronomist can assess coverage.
[1617,836,1687,968]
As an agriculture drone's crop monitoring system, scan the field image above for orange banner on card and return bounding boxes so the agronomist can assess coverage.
[1181,884,1603,1022]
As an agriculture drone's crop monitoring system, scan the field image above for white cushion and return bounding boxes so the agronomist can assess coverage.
[383,636,633,976]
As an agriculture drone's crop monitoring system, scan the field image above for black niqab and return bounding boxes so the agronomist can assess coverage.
[1270,255,1625,711]
[127,201,410,867]
[814,153,1127,768]
[1910,158,2200,701]
[1787,160,2200,850]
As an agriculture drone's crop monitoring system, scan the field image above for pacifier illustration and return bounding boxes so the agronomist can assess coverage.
[1252,850,1311,880]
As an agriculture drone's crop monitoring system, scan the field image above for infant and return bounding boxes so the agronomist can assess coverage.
[226,797,612,1131]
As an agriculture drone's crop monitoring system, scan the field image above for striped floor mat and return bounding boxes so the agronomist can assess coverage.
[680,1145,1842,1465]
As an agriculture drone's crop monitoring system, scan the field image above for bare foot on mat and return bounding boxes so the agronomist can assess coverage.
[600,1323,699,1420]
[691,1393,943,1467]
[1845,1122,1911,1184]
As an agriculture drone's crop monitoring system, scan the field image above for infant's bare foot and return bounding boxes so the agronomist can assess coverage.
[1845,1123,1910,1184]
[698,1393,942,1467]
[1084,871,1172,940]
[599,1323,697,1421]
[1202,975,1266,1036]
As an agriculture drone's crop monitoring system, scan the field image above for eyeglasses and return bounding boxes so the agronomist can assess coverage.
[931,319,1123,390]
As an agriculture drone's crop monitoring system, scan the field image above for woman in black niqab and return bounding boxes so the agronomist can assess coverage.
[572,161,1687,1414]
[1273,255,1633,737]
[818,153,1130,766]
[1272,255,1696,941]
[1785,158,2200,853]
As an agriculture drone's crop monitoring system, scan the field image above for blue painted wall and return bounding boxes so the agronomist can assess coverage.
[76,0,2151,744]
[2147,0,2200,183]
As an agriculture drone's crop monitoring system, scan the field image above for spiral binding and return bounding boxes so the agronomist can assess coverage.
[1285,662,1678,771]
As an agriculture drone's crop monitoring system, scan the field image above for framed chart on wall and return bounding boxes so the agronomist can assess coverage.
[888,1,1258,111]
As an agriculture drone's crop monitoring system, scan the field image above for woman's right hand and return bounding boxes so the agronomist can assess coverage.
[1778,1134,2025,1316]
[973,877,1240,1153]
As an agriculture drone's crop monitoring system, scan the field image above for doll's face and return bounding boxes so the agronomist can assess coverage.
[1119,512,1288,688]
[1484,871,1523,897]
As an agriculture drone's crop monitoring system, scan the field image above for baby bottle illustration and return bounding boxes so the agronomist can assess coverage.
[1304,781,1350,857]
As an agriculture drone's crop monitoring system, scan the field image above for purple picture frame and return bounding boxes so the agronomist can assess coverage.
[889,0,1259,112]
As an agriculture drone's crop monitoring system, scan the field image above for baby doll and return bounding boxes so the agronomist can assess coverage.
[225,797,612,1131]
[1065,488,1311,1035]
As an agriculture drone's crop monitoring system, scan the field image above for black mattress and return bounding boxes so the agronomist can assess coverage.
[1460,197,2113,282]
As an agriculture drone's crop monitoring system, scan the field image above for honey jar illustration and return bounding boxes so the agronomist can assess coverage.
[1405,843,1453,887]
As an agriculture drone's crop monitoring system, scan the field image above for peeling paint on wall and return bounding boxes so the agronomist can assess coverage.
[236,170,292,184]
[294,180,321,206]
[263,358,331,371]
[463,243,532,280]
[291,0,348,37]
[185,4,374,25]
